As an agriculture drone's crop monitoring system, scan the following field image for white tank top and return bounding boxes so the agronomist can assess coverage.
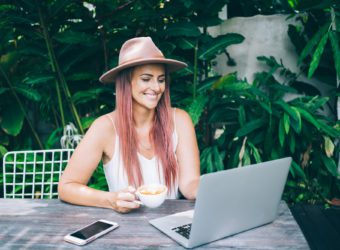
[103,111,179,199]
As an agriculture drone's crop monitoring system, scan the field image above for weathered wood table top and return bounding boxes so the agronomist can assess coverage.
[0,199,309,249]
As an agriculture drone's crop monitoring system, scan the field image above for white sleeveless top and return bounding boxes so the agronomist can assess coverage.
[103,112,179,199]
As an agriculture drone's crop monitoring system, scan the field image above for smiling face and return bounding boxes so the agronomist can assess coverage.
[131,64,166,111]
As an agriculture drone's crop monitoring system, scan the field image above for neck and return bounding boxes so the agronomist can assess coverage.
[132,105,155,129]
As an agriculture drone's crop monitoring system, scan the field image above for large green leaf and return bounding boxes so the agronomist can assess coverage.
[165,22,201,37]
[212,74,250,91]
[308,32,329,78]
[235,119,266,137]
[212,73,238,89]
[288,0,334,11]
[0,102,24,136]
[0,145,7,157]
[23,76,54,85]
[14,86,41,101]
[54,30,96,45]
[66,72,97,81]
[72,88,107,105]
[329,31,340,78]
[200,147,214,173]
[176,37,196,50]
[0,87,8,95]
[212,146,224,171]
[305,96,329,112]
[187,95,208,126]
[317,119,340,138]
[44,127,62,149]
[291,160,306,180]
[290,107,302,133]
[259,101,272,115]
[0,4,16,11]
[81,116,96,130]
[198,33,245,60]
[298,23,329,64]
[283,113,290,135]
[321,155,339,177]
[62,48,99,73]
[275,100,299,122]
[247,141,262,163]
[257,56,281,68]
[323,136,334,157]
[295,107,320,129]
[197,76,220,93]
[278,117,285,146]
[49,0,69,17]
[238,105,246,127]
[288,131,296,153]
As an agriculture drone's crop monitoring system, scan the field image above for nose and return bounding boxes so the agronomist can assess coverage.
[150,79,161,92]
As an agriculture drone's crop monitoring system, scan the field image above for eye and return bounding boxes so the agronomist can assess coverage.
[141,77,151,82]
[158,78,165,84]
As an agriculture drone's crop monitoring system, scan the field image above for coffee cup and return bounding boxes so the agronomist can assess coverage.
[136,184,167,208]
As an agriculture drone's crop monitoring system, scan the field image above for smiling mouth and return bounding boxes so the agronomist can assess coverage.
[144,92,158,100]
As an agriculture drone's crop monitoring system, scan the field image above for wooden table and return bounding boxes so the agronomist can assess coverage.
[0,199,309,249]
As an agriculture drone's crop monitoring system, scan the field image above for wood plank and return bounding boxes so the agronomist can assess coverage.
[0,199,309,249]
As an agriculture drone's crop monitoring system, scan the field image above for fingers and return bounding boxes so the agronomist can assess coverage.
[124,186,136,193]
[111,186,140,213]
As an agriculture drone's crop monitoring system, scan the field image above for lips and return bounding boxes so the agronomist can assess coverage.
[144,92,158,101]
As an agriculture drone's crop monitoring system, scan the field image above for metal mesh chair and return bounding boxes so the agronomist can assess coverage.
[2,149,73,199]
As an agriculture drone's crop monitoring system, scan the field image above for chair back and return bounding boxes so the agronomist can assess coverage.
[2,149,73,199]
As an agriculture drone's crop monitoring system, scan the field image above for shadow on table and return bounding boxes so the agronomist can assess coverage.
[290,203,340,250]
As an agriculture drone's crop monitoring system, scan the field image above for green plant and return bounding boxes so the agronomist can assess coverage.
[196,56,339,204]
[287,1,339,81]
[0,0,338,205]
[0,0,237,196]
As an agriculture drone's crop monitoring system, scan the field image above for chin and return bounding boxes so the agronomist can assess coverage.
[145,104,158,110]
[144,100,161,109]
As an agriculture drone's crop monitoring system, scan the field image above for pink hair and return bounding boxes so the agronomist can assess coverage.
[115,66,178,191]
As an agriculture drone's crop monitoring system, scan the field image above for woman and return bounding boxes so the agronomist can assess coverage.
[58,37,200,213]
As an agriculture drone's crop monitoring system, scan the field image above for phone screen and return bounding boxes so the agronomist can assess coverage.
[70,221,113,240]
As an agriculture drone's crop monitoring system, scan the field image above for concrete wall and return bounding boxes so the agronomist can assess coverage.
[208,14,334,100]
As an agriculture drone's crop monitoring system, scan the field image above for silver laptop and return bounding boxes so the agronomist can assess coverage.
[149,157,292,248]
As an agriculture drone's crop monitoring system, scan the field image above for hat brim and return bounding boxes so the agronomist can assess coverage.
[99,58,187,84]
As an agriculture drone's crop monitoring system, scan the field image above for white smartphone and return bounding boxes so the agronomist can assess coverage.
[64,219,119,245]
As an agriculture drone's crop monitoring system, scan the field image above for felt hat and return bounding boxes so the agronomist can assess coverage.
[99,37,187,83]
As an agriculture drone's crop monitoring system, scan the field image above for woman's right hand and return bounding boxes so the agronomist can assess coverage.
[106,186,140,213]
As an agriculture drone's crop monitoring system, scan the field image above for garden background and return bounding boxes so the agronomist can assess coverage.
[0,0,339,205]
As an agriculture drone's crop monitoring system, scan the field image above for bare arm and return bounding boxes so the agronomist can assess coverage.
[175,109,200,199]
[58,115,139,213]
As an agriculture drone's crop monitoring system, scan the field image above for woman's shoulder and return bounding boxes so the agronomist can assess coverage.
[173,108,194,128]
[88,111,116,136]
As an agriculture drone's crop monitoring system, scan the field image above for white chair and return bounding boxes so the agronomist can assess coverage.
[2,149,73,199]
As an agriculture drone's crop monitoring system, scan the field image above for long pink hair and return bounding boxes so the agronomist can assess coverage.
[115,66,178,191]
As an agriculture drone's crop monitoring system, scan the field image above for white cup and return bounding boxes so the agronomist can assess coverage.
[136,184,167,208]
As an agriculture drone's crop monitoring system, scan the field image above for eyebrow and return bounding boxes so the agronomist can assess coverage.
[140,73,165,77]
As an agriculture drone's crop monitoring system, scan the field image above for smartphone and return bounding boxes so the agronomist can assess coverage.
[64,219,119,245]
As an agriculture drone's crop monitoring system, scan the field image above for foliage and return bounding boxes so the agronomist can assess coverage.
[227,0,293,17]
[287,0,339,81]
[198,56,339,204]
[0,0,339,204]
[0,0,234,150]
[0,0,233,193]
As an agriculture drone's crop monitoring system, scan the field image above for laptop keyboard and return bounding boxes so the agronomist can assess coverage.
[172,223,192,239]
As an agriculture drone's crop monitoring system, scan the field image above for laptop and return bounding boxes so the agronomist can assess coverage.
[149,157,292,248]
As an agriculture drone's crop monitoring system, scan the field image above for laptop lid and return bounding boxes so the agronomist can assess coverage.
[187,157,292,248]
